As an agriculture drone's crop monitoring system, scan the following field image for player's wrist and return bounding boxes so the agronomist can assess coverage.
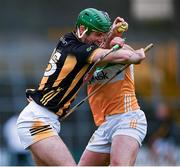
[129,53,141,64]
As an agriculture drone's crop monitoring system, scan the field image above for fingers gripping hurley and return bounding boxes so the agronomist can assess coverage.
[60,43,154,121]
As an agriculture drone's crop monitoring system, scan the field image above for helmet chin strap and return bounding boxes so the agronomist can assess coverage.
[76,27,88,38]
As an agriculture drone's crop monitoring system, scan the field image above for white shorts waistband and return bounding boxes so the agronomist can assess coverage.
[29,100,58,120]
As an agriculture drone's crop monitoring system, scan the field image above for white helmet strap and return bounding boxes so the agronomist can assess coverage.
[77,27,88,38]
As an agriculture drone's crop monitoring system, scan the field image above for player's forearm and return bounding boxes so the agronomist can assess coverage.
[93,48,145,65]
[105,49,145,64]
[122,44,135,51]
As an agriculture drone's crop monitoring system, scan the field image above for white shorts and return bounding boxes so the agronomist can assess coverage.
[86,110,147,153]
[16,101,60,149]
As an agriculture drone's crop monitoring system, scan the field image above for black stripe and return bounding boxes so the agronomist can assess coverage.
[44,61,90,108]
[60,65,91,107]
[30,127,52,136]
[57,56,79,90]
[30,125,50,133]
[60,77,84,107]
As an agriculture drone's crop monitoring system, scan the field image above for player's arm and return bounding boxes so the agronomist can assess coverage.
[91,47,145,65]
[122,44,135,51]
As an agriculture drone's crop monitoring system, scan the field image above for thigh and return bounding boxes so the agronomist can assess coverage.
[30,135,76,166]
[111,135,139,166]
[17,101,76,165]
[78,149,110,166]
[79,125,111,166]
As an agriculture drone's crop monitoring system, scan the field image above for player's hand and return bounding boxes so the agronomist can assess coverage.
[111,17,128,37]
[110,37,125,48]
[133,48,146,64]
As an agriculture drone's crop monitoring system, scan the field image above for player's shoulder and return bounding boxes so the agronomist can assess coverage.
[56,32,82,50]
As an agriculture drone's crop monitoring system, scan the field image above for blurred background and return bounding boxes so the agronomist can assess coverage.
[0,0,180,165]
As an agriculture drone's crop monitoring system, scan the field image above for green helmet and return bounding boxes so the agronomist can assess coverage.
[76,8,111,34]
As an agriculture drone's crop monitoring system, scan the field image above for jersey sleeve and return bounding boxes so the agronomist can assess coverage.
[70,43,99,64]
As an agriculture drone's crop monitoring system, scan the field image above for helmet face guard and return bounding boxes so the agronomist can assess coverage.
[76,8,112,34]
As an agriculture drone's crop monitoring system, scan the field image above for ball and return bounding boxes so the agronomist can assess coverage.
[117,22,128,33]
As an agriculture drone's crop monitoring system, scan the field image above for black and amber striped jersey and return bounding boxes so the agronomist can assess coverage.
[26,32,98,118]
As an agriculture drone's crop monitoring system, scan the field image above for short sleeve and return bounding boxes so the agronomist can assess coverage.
[70,43,98,64]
